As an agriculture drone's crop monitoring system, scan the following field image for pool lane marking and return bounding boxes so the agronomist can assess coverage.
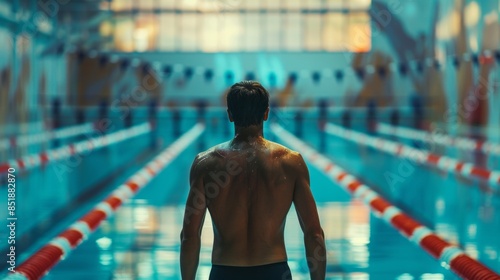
[0,123,97,151]
[325,123,500,188]
[376,122,500,156]
[271,123,500,280]
[3,123,205,280]
[0,122,152,176]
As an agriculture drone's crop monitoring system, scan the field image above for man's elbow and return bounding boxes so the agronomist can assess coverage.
[304,227,325,241]
[180,229,190,242]
[180,228,200,243]
[304,227,327,266]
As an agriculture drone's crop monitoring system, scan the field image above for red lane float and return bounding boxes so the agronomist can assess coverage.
[325,123,500,188]
[0,123,152,176]
[0,123,96,152]
[271,123,500,280]
[3,123,205,280]
[377,123,500,156]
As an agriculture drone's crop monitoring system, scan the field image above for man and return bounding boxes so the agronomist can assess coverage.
[180,81,326,280]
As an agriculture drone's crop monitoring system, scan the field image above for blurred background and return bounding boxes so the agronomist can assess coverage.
[0,0,499,279]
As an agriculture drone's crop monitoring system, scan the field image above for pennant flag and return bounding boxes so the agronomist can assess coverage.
[453,56,460,68]
[245,72,256,81]
[377,67,387,78]
[225,71,234,84]
[269,72,277,86]
[312,71,321,83]
[416,61,424,73]
[204,69,214,81]
[334,70,344,82]
[184,67,194,80]
[289,72,298,84]
[354,68,365,80]
[120,59,130,70]
[433,60,441,70]
[398,63,408,76]
[99,55,109,67]
[162,65,173,77]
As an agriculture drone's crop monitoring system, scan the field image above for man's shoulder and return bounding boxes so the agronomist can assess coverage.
[265,140,302,160]
[265,139,299,155]
[193,142,230,166]
[263,140,307,177]
[194,140,302,163]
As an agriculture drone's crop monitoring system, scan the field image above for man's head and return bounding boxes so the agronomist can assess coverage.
[226,81,270,127]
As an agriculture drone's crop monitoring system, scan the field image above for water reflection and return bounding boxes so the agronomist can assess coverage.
[62,199,460,279]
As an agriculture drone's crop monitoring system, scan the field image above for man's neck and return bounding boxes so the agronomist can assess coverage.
[232,124,264,143]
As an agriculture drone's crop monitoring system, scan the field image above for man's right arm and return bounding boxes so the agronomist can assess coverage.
[180,155,207,280]
[292,153,326,280]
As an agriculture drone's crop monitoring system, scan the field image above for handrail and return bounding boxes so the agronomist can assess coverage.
[3,123,205,280]
[271,123,500,280]
[325,123,500,188]
[0,123,96,152]
[0,122,152,176]
[377,122,500,156]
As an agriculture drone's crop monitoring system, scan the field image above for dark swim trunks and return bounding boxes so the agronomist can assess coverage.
[209,261,292,280]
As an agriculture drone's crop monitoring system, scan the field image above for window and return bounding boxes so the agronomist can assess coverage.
[304,14,323,51]
[283,13,304,51]
[105,0,372,52]
[264,13,283,50]
[219,14,243,52]
[158,14,177,51]
[200,14,219,52]
[180,14,199,51]
[242,14,261,51]
[323,13,345,51]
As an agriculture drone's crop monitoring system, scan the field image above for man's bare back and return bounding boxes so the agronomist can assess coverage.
[180,81,325,280]
[181,136,325,278]
[198,138,304,266]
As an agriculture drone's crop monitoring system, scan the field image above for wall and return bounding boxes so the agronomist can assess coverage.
[2,0,498,129]
[0,3,67,136]
[132,0,498,129]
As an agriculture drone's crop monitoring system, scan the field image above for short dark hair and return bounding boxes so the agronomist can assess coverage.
[227,81,270,127]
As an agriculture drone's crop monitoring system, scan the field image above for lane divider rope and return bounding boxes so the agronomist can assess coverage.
[3,123,205,280]
[0,123,97,152]
[0,121,46,136]
[271,123,500,280]
[377,123,500,156]
[325,123,500,188]
[0,123,152,176]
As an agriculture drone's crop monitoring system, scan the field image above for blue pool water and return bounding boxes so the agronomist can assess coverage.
[1,108,499,279]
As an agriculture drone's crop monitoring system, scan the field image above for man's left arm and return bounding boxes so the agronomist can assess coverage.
[180,155,207,280]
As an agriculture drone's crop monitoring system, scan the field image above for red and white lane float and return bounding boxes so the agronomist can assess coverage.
[377,123,500,156]
[271,123,500,280]
[0,122,152,176]
[0,123,96,152]
[3,123,205,280]
[325,123,500,188]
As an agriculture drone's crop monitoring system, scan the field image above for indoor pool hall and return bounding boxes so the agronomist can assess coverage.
[1,0,500,279]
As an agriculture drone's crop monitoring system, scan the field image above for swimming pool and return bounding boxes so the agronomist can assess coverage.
[1,107,499,279]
